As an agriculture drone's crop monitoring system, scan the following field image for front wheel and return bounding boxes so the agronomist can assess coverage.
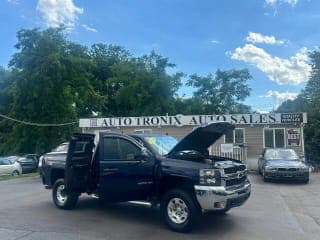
[52,179,79,210]
[262,169,268,182]
[161,188,200,232]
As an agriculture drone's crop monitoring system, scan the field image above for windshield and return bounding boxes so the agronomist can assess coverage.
[52,143,69,152]
[143,136,178,156]
[265,149,299,161]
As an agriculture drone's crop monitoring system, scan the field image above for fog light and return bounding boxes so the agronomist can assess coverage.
[214,201,227,209]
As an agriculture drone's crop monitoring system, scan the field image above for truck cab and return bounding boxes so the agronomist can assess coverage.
[48,122,251,232]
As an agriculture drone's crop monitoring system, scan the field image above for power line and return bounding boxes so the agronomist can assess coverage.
[0,113,77,127]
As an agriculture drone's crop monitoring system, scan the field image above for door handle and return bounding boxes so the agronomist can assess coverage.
[104,168,118,172]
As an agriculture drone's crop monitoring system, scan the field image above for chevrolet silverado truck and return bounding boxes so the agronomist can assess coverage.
[41,122,251,232]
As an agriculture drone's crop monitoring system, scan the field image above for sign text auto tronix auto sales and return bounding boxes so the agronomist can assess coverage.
[79,113,307,128]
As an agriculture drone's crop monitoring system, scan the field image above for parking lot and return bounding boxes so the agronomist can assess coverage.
[0,173,319,240]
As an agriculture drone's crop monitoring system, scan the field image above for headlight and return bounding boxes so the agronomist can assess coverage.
[300,165,309,171]
[199,169,220,186]
[265,165,276,171]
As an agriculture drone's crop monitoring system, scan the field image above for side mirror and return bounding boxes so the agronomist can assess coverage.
[141,147,149,157]
[131,147,150,162]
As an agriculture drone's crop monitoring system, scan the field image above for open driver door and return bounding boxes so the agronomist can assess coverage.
[65,133,95,194]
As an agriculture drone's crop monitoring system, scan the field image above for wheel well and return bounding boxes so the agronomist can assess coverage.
[50,169,65,186]
[159,176,194,199]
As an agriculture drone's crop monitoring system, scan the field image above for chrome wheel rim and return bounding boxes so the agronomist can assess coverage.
[56,184,67,204]
[12,171,18,176]
[167,197,189,224]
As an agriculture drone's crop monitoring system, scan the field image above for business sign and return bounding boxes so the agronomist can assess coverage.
[221,144,234,153]
[281,113,303,124]
[287,128,301,147]
[79,113,307,128]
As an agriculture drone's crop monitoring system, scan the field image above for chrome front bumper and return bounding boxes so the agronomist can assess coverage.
[194,181,251,211]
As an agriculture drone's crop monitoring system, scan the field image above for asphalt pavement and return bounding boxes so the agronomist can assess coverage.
[0,173,319,240]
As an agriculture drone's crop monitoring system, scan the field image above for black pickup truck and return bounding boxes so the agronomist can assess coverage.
[41,122,251,232]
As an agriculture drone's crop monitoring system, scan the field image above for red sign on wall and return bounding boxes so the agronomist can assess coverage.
[287,128,301,147]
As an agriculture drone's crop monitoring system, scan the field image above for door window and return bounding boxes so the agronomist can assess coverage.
[119,139,141,160]
[103,137,141,161]
[103,138,121,160]
[0,159,11,165]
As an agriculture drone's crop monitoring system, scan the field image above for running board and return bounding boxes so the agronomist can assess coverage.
[128,201,152,207]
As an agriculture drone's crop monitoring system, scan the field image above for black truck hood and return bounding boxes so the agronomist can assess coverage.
[168,122,235,155]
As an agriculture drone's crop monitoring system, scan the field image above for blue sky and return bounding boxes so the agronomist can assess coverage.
[1,0,319,113]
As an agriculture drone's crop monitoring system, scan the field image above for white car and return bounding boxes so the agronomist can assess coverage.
[0,157,22,176]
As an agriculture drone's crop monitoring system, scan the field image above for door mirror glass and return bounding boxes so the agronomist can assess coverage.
[141,147,149,157]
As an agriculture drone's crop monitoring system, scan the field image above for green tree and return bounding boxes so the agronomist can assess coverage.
[187,69,252,114]
[2,28,102,154]
[110,51,183,116]
[277,50,320,165]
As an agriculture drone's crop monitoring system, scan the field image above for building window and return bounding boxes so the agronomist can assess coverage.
[264,128,285,148]
[224,128,245,145]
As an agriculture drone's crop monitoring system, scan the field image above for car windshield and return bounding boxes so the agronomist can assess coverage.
[52,143,69,152]
[143,135,178,156]
[265,149,299,161]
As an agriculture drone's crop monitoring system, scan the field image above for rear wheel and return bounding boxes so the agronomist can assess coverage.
[12,170,20,176]
[52,179,79,210]
[161,188,200,232]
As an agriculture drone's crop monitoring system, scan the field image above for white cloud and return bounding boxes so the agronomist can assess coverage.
[246,32,285,45]
[265,0,298,6]
[81,24,98,33]
[255,109,270,114]
[211,40,220,44]
[7,0,19,4]
[260,90,298,108]
[230,44,311,85]
[36,0,84,28]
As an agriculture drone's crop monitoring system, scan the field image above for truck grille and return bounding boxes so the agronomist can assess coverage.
[223,165,246,174]
[225,176,246,187]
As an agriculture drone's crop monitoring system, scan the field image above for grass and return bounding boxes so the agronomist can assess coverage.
[0,172,39,181]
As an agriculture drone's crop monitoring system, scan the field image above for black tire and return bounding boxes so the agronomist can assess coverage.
[52,179,79,210]
[161,188,200,233]
[12,170,20,176]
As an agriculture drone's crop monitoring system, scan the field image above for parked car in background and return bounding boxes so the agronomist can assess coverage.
[25,154,40,165]
[17,157,38,174]
[38,142,69,178]
[258,148,309,183]
[0,157,22,176]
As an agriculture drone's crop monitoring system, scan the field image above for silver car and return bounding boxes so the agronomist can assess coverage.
[0,157,22,176]
[258,148,309,183]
